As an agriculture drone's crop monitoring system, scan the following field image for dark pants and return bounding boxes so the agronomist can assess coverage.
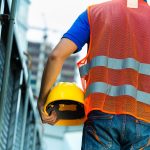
[81,110,150,150]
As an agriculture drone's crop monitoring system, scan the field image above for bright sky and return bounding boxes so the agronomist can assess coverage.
[28,0,107,30]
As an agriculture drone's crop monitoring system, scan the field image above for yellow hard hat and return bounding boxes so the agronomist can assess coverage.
[44,82,85,126]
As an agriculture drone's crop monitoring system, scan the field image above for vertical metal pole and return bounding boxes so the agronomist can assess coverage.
[11,71,23,150]
[20,52,32,150]
[0,0,18,141]
[0,0,4,38]
[32,124,37,150]
[0,0,2,13]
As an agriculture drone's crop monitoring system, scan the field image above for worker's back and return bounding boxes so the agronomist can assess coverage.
[78,0,150,122]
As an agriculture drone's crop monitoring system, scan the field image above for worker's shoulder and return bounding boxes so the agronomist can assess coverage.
[89,0,123,9]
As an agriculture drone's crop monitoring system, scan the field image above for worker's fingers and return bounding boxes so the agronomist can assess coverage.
[38,105,58,125]
[41,110,58,125]
[42,117,58,125]
[41,110,56,119]
[46,117,58,125]
[43,118,58,125]
[42,113,56,121]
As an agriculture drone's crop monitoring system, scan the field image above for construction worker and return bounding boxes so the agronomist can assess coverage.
[38,0,150,149]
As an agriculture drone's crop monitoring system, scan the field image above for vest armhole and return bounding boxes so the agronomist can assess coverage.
[77,6,93,66]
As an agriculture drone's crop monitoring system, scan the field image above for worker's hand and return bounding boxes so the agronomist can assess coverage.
[37,102,58,125]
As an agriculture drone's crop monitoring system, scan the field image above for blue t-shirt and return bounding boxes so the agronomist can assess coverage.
[62,10,89,53]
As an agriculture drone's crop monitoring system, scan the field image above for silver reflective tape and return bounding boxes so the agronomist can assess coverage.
[79,56,150,77]
[85,82,150,105]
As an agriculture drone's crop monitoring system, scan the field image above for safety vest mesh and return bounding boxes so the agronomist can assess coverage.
[77,0,150,122]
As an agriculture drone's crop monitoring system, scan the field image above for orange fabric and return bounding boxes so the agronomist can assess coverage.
[84,94,150,123]
[78,0,150,123]
[87,67,150,94]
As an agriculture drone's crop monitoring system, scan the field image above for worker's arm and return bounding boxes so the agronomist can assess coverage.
[38,38,77,124]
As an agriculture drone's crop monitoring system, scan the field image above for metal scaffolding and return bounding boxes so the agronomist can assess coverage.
[0,0,43,149]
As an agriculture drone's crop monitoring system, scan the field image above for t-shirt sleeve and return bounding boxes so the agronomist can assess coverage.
[62,10,90,53]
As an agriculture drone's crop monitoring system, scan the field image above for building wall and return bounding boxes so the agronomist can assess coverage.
[60,55,78,82]
[28,40,52,97]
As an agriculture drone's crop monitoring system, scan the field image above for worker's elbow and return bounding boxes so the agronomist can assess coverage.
[48,52,64,62]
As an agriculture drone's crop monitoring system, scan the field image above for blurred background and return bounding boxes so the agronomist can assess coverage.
[0,0,109,150]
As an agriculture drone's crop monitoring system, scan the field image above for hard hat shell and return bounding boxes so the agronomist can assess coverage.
[45,82,84,104]
[44,82,85,126]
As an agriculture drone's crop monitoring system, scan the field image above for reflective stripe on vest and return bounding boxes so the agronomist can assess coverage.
[79,56,150,77]
[85,82,150,105]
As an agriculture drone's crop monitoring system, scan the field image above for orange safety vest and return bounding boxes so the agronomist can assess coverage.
[77,0,150,122]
